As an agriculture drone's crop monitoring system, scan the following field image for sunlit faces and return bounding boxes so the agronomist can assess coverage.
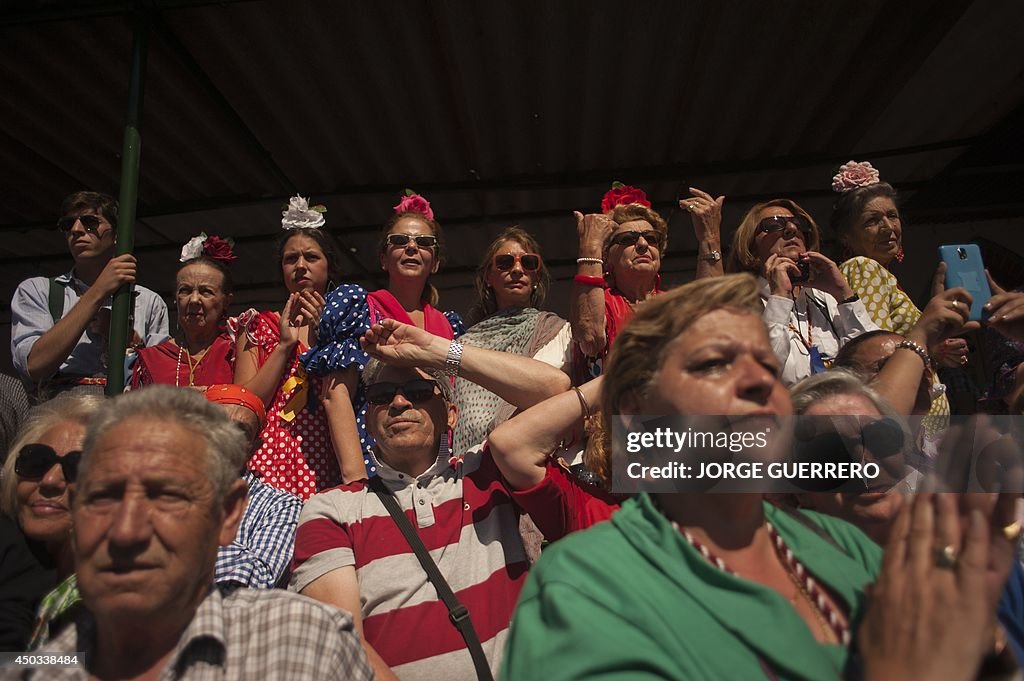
[17,421,85,545]
[798,393,907,538]
[643,309,792,419]
[753,206,807,264]
[486,239,536,310]
[845,196,902,266]
[64,209,115,261]
[606,219,662,279]
[281,234,329,294]
[365,365,456,460]
[175,262,231,341]
[381,217,439,281]
[73,417,244,622]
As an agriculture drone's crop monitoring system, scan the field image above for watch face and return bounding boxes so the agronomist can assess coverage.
[703,250,722,262]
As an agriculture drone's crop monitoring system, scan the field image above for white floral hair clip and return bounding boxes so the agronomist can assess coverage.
[281,195,327,230]
[831,161,881,193]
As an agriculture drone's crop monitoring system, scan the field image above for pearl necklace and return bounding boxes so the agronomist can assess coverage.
[174,344,208,387]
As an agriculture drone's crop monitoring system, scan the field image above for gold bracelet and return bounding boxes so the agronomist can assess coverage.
[572,386,593,420]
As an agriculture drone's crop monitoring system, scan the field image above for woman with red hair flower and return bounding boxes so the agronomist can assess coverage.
[571,182,723,376]
[302,190,464,482]
[129,234,238,389]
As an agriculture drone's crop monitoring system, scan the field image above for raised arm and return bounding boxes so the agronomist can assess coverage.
[681,187,725,280]
[488,377,601,490]
[569,212,616,358]
[871,285,978,415]
[361,319,571,411]
[321,368,372,483]
[234,294,301,407]
[16,256,136,382]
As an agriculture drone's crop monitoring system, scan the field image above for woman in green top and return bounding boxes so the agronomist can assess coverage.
[501,274,1013,681]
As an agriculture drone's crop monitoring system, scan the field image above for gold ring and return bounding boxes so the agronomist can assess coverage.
[935,544,958,570]
[1002,521,1022,542]
[950,300,960,310]
[689,203,697,210]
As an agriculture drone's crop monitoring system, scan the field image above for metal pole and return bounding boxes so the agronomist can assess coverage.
[106,10,149,395]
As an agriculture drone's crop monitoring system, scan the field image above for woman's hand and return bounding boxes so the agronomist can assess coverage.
[801,251,855,300]
[278,293,301,349]
[359,318,449,368]
[985,271,1024,342]
[764,253,799,296]
[912,264,982,355]
[933,338,970,368]
[574,211,617,260]
[292,289,326,343]
[859,488,1017,681]
[680,187,724,240]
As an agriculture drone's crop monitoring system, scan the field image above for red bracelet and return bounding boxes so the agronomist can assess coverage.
[573,274,608,288]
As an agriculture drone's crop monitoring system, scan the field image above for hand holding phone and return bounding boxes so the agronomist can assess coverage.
[938,244,992,321]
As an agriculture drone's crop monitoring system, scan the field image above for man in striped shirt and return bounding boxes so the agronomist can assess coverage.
[291,319,570,681]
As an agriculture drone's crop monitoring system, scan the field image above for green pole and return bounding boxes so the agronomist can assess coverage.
[106,11,149,396]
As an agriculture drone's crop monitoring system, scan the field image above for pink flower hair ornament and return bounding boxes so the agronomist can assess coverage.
[601,181,651,213]
[393,189,435,221]
[831,161,881,194]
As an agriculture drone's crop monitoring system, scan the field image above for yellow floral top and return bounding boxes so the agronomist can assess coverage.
[840,256,950,425]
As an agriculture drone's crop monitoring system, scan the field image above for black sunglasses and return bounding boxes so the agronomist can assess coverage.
[365,379,442,406]
[755,215,812,238]
[494,253,541,272]
[385,234,438,249]
[15,443,82,482]
[610,229,663,249]
[796,418,905,462]
[57,214,105,234]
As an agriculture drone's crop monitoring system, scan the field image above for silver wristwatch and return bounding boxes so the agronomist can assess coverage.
[443,341,463,377]
[700,249,722,263]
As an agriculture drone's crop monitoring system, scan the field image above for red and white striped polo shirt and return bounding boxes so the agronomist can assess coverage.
[291,446,528,681]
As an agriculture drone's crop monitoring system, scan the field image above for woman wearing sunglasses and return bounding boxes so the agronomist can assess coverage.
[451,227,571,455]
[303,191,464,483]
[0,393,102,650]
[233,196,346,500]
[727,199,878,386]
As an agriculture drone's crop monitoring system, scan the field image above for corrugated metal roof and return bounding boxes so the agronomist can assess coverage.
[2,0,1023,373]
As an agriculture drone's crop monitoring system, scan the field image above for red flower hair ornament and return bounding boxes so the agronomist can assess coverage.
[180,233,238,264]
[601,181,651,213]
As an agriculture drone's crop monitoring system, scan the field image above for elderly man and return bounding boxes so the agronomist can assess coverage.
[291,319,571,681]
[11,386,370,680]
[204,384,304,588]
[11,191,168,396]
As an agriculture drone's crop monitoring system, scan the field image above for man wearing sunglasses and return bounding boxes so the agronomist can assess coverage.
[11,191,168,395]
[292,318,570,681]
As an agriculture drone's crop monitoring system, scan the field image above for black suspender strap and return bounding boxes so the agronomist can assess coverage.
[48,277,66,322]
[367,476,495,681]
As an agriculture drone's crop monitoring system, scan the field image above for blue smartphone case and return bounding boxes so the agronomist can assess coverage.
[939,244,992,321]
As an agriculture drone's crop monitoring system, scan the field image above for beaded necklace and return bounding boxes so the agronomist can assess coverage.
[174,344,208,387]
[674,520,850,645]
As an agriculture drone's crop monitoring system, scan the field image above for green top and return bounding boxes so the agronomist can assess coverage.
[501,494,881,681]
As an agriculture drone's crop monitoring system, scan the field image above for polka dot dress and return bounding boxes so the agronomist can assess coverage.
[840,256,951,426]
[244,310,339,500]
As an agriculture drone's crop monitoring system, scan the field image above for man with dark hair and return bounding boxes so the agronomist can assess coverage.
[11,191,168,395]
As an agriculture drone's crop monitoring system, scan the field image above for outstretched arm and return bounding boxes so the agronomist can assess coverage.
[488,377,601,490]
[681,187,724,280]
[569,212,616,358]
[360,319,570,411]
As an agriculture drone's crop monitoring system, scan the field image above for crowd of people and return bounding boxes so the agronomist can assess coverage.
[3,160,1024,680]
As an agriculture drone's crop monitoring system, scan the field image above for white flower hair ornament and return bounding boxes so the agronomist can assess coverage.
[281,195,327,230]
[180,233,208,262]
[831,160,881,193]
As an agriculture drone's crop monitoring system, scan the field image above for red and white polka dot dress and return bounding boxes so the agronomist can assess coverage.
[242,310,339,500]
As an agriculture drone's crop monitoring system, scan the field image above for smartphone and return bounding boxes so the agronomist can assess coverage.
[938,244,992,321]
